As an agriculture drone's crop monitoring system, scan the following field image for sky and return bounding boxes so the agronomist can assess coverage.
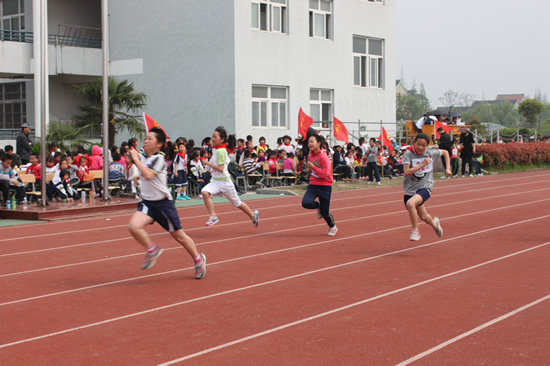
[396,0,550,108]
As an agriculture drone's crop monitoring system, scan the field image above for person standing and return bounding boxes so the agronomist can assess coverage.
[459,127,475,177]
[16,123,33,165]
[437,127,452,178]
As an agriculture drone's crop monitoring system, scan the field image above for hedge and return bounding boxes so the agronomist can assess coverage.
[477,142,550,169]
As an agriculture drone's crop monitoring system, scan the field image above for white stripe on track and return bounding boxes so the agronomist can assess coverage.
[0,173,547,243]
[395,294,550,365]
[2,183,549,258]
[1,209,550,316]
[156,242,550,365]
[2,193,549,279]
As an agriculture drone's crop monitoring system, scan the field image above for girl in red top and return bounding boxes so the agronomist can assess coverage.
[301,134,338,236]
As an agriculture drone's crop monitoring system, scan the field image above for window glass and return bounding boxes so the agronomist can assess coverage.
[2,0,19,16]
[309,0,318,9]
[314,13,324,37]
[370,58,378,87]
[310,89,319,100]
[369,39,383,56]
[251,3,259,28]
[310,104,321,121]
[252,86,268,98]
[252,101,260,127]
[321,90,331,101]
[280,103,286,127]
[272,103,279,127]
[353,56,361,86]
[272,6,281,32]
[271,87,286,99]
[260,101,267,127]
[353,37,366,54]
[320,0,331,11]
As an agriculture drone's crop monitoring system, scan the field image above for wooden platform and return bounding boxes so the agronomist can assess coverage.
[0,197,139,221]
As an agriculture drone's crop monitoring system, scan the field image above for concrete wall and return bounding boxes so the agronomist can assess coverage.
[109,0,236,144]
[233,0,396,146]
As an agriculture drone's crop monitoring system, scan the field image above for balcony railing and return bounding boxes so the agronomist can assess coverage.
[0,24,101,48]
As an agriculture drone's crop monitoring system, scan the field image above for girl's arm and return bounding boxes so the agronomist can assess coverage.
[203,159,225,173]
[129,149,156,180]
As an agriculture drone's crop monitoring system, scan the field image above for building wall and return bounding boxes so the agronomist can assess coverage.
[234,0,396,145]
[109,0,236,144]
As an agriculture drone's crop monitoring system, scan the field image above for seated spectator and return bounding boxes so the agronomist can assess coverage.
[377,153,393,179]
[4,145,21,168]
[473,151,484,176]
[242,150,262,175]
[125,153,140,195]
[344,151,357,180]
[47,160,78,201]
[280,135,295,155]
[88,145,103,170]
[109,152,126,180]
[76,154,101,198]
[0,154,25,205]
[25,153,42,193]
[387,150,404,176]
[45,155,57,173]
[256,136,268,155]
[268,151,278,175]
[65,153,80,189]
[283,152,296,177]
[332,145,352,180]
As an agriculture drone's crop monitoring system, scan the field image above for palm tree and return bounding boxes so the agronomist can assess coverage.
[73,77,148,148]
[46,120,92,151]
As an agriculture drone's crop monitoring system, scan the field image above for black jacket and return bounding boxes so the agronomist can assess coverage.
[16,130,33,162]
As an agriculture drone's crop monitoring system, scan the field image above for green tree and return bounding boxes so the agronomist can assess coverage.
[518,98,546,129]
[46,120,91,151]
[396,83,430,121]
[461,101,519,127]
[465,117,488,136]
[73,77,148,148]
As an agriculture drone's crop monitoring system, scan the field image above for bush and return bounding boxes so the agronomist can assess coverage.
[477,142,550,169]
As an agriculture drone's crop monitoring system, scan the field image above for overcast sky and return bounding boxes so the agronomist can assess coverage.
[396,0,550,108]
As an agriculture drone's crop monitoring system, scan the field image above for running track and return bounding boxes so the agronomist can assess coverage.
[1,171,549,365]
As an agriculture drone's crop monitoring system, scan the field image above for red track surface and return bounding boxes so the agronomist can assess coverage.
[1,171,550,365]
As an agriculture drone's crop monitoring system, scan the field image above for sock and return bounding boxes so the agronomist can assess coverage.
[194,254,202,264]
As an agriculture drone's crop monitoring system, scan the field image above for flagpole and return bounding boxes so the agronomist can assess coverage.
[101,0,110,200]
[380,120,384,178]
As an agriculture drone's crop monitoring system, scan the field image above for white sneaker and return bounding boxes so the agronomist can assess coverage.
[367,181,372,185]
[377,182,381,185]
[469,174,474,178]
[327,226,338,236]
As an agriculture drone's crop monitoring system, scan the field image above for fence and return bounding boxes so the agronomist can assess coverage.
[316,120,400,147]
[0,24,101,48]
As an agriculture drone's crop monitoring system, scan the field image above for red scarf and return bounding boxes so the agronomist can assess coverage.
[176,151,186,160]
[214,144,227,150]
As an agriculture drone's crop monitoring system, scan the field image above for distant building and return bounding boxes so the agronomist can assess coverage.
[395,79,408,96]
[495,94,526,108]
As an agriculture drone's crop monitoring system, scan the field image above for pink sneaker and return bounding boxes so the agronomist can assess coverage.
[205,216,219,226]
[409,230,421,241]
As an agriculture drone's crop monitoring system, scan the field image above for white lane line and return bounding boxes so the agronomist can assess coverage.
[0,175,547,244]
[2,209,550,315]
[2,235,550,352]
[395,294,550,366]
[2,193,549,280]
[156,243,550,365]
[2,184,548,259]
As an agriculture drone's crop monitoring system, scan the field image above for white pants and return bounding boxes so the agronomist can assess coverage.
[202,179,242,207]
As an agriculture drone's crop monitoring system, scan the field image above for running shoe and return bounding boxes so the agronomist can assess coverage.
[205,216,219,226]
[367,181,372,185]
[252,210,260,227]
[433,217,443,237]
[409,230,421,241]
[141,246,163,270]
[469,174,474,178]
[377,182,381,185]
[176,195,186,201]
[194,253,206,279]
[327,225,338,236]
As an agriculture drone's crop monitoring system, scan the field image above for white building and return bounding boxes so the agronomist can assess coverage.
[1,0,395,147]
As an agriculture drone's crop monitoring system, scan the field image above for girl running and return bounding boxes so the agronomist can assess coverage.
[402,133,451,241]
[128,127,206,279]
[301,134,338,236]
[201,126,259,227]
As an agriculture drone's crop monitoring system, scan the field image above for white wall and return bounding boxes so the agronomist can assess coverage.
[234,0,396,146]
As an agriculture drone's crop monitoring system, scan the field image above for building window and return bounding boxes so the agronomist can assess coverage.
[0,82,27,129]
[353,36,384,88]
[309,0,332,39]
[310,88,332,128]
[252,85,288,129]
[251,0,287,33]
[0,0,25,41]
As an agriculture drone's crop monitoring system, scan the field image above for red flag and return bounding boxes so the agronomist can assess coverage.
[298,108,314,141]
[434,119,453,139]
[333,116,349,144]
[143,113,169,139]
[378,126,394,154]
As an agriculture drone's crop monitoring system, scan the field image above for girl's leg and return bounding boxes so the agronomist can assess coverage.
[416,204,436,229]
[128,211,155,249]
[202,191,217,217]
[302,187,320,210]
[405,194,423,230]
[317,186,335,228]
[237,201,256,220]
[170,229,199,259]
